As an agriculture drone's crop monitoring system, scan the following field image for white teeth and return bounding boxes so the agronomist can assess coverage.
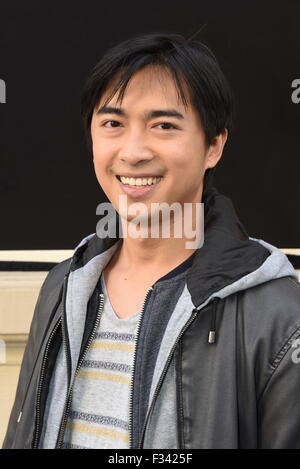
[119,176,162,186]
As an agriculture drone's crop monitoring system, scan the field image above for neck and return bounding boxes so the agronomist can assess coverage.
[115,202,203,274]
[119,236,197,269]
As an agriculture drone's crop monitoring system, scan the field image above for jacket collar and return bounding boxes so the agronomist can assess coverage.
[187,186,270,307]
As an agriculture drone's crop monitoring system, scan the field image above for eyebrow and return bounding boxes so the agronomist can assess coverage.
[96,106,185,120]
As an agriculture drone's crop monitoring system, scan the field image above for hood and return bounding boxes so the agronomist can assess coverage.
[186,186,298,307]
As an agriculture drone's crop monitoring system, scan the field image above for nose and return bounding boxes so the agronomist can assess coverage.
[117,129,154,165]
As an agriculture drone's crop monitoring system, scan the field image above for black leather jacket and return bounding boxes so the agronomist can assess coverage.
[3,187,300,449]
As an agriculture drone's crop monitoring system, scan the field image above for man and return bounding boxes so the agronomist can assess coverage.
[3,32,300,449]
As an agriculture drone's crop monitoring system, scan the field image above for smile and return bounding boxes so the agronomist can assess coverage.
[116,175,163,186]
[115,175,163,199]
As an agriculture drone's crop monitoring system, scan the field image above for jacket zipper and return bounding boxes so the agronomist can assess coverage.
[31,273,69,449]
[128,286,153,449]
[137,307,199,449]
[32,316,62,449]
[176,339,185,448]
[55,292,105,449]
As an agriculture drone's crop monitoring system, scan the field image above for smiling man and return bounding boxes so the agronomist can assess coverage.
[3,32,300,450]
[91,64,226,311]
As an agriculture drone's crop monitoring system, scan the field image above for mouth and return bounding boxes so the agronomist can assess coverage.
[115,175,163,199]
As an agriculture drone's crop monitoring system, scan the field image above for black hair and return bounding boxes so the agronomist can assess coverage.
[80,32,234,197]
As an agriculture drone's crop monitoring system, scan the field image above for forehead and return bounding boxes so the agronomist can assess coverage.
[98,65,192,111]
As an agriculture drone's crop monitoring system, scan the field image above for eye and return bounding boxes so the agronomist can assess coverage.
[102,120,122,128]
[155,122,177,130]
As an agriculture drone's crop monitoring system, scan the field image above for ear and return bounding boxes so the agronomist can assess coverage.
[205,128,228,170]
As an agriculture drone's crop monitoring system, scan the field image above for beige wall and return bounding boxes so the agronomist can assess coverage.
[0,249,299,447]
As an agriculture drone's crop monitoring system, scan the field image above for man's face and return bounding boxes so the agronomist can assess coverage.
[91,66,221,223]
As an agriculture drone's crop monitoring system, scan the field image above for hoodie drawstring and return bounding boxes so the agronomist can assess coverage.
[208,297,220,344]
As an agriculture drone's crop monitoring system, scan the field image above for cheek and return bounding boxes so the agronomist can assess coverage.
[92,154,108,184]
[95,148,118,174]
[92,139,113,173]
[170,144,205,175]
[92,138,105,160]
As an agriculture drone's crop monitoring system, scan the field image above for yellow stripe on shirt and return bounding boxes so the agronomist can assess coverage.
[77,369,131,384]
[66,421,129,443]
[91,341,135,353]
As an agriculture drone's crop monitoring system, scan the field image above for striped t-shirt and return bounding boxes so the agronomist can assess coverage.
[62,273,142,449]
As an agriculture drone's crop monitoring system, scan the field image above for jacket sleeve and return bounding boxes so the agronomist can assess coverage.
[2,259,70,449]
[258,326,300,448]
[2,280,47,448]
